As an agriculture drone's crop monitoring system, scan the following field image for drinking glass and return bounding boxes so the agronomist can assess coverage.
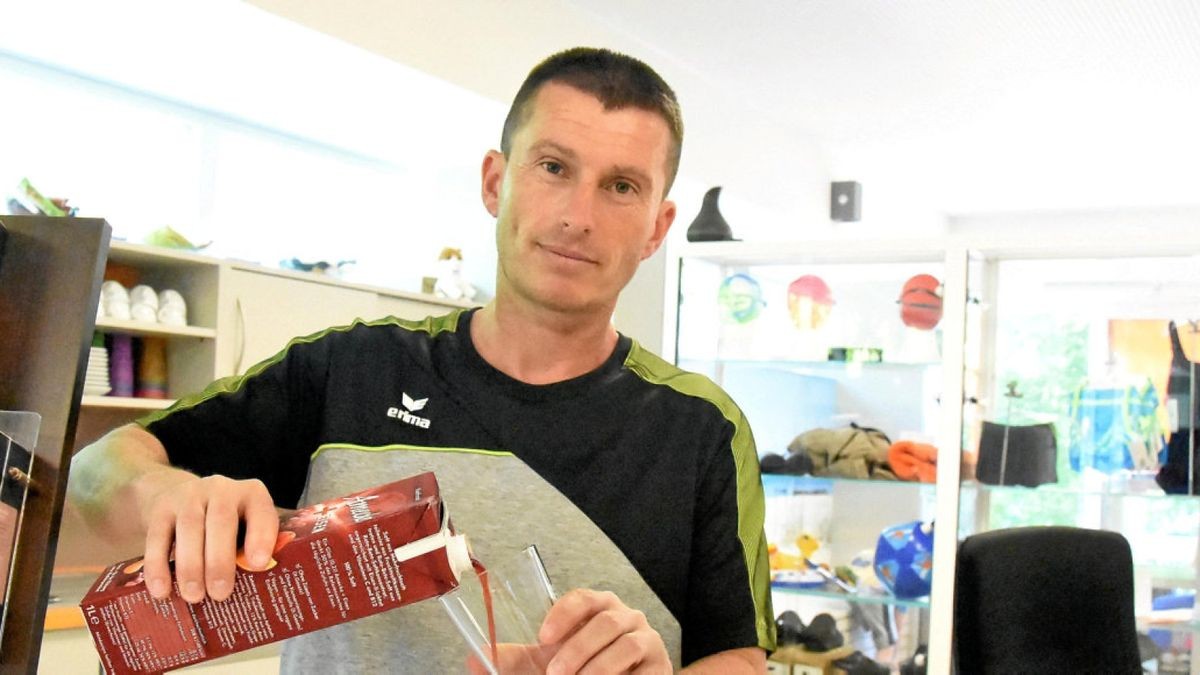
[440,545,558,675]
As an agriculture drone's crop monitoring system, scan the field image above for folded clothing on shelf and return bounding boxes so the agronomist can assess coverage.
[887,441,937,483]
[788,425,897,480]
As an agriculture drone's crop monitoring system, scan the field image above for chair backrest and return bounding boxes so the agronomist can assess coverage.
[953,526,1141,674]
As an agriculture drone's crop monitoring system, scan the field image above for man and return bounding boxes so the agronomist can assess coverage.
[70,47,775,673]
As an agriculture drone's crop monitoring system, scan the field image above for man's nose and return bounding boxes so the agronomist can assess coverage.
[560,183,595,234]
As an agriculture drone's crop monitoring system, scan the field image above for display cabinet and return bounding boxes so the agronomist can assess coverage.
[672,239,953,673]
[671,230,1200,674]
[73,242,221,451]
[956,237,1200,673]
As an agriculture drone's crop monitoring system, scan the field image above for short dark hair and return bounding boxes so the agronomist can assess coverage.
[501,47,684,196]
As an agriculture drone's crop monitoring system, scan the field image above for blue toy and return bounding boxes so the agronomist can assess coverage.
[874,520,934,599]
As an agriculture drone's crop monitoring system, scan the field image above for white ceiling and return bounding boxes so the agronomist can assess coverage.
[231,1,1200,226]
[569,0,1200,142]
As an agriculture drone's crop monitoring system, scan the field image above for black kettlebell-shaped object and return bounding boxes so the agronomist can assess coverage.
[686,186,735,242]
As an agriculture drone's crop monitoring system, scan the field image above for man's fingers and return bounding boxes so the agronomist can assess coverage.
[142,507,176,599]
[134,474,279,604]
[539,590,670,675]
[501,643,560,673]
[204,496,239,602]
[538,589,621,644]
[173,493,208,603]
[577,632,657,675]
[239,481,280,571]
[549,608,644,675]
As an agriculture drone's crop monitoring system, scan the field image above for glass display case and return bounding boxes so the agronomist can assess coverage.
[959,245,1200,673]
[673,231,1200,674]
[673,240,950,672]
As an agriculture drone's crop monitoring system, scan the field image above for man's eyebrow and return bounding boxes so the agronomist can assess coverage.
[528,140,578,160]
[611,164,653,189]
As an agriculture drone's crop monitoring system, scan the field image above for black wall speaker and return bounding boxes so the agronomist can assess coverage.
[831,181,862,222]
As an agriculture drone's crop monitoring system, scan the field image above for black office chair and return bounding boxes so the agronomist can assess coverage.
[953,526,1142,674]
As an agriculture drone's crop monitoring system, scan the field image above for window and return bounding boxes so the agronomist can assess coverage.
[0,2,503,294]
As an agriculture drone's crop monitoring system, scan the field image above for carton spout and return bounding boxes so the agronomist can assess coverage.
[444,533,473,583]
[392,508,474,583]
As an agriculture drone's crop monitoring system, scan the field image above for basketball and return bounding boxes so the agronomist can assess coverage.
[899,274,943,330]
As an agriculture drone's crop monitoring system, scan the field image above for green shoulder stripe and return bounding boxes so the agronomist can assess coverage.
[623,341,777,651]
[137,309,467,428]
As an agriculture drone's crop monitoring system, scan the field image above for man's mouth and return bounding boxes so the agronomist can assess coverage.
[539,243,597,264]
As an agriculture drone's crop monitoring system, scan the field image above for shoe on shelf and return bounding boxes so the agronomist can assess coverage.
[797,613,844,652]
[775,610,806,646]
[832,650,889,675]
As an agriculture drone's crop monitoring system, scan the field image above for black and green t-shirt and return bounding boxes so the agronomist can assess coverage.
[139,308,775,669]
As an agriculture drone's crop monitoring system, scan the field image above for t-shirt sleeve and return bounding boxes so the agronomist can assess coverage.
[136,335,331,508]
[682,408,776,663]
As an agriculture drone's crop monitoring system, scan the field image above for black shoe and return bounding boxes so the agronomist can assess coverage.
[775,610,806,646]
[832,651,889,675]
[797,613,843,652]
[784,452,814,475]
[760,453,787,474]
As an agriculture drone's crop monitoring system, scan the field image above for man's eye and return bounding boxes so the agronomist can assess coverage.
[612,181,635,195]
[541,161,564,175]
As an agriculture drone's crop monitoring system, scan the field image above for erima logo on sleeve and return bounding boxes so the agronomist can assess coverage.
[387,393,431,429]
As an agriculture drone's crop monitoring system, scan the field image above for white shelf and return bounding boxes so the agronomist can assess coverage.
[770,584,931,609]
[763,473,936,496]
[80,395,174,410]
[227,261,478,310]
[94,318,216,339]
[1138,612,1200,634]
[962,480,1200,502]
[108,240,221,268]
[675,238,950,266]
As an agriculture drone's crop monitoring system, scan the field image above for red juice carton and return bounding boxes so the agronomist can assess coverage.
[80,472,472,674]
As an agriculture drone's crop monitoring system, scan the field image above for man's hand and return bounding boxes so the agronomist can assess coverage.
[537,589,671,675]
[140,471,278,603]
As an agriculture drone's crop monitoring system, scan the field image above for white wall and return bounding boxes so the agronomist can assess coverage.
[1,0,829,326]
[243,0,834,233]
[0,0,505,296]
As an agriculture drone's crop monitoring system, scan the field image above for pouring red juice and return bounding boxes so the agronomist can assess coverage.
[81,472,475,675]
[473,558,500,669]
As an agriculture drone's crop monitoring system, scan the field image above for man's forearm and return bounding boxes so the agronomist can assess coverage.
[681,647,767,674]
[68,423,194,541]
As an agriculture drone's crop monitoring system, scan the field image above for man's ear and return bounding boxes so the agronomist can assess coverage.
[641,199,676,260]
[481,150,506,217]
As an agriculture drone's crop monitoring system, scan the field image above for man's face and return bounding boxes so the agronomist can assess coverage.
[481,82,676,316]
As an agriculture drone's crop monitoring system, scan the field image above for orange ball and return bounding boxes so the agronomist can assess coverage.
[899,274,943,330]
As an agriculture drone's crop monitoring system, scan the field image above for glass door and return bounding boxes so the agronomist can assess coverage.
[959,249,1200,672]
